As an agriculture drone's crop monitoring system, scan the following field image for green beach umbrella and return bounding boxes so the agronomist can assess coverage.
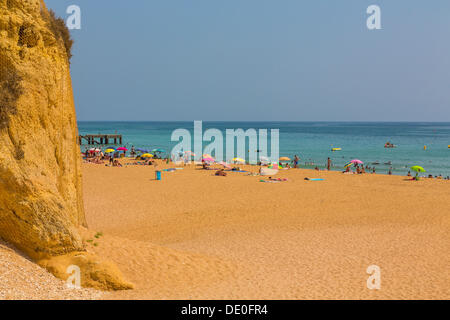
[411,166,426,173]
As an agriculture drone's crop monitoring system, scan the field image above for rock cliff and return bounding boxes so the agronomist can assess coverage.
[0,0,132,290]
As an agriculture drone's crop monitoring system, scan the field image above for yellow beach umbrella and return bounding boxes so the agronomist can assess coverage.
[141,153,153,158]
[232,157,245,163]
[411,166,425,173]
[105,149,115,153]
[279,157,291,161]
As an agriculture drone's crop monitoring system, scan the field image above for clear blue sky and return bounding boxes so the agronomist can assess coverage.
[45,0,450,121]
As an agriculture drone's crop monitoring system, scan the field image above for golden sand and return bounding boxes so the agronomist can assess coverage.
[77,160,450,299]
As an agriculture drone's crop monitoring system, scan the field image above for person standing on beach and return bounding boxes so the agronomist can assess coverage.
[327,157,332,171]
[294,155,299,168]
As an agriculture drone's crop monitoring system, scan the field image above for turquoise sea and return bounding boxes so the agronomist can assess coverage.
[78,122,450,177]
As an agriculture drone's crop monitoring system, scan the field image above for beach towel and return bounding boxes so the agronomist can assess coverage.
[259,180,280,183]
[259,179,288,183]
[304,178,324,181]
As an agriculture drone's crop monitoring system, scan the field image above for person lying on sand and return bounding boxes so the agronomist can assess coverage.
[113,160,122,167]
[215,169,227,176]
[268,177,288,181]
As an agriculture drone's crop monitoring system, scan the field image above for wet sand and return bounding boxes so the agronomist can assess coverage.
[78,160,450,299]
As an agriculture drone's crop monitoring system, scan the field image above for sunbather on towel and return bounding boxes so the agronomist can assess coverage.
[215,169,227,176]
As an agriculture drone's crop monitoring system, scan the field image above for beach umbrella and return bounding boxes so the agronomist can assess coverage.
[117,147,128,151]
[202,157,215,163]
[344,162,353,168]
[411,166,426,173]
[279,157,291,161]
[141,153,154,158]
[350,159,364,165]
[202,154,213,159]
[136,148,149,153]
[105,148,115,153]
[232,157,245,164]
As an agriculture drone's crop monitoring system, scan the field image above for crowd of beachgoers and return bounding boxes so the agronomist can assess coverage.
[82,146,450,181]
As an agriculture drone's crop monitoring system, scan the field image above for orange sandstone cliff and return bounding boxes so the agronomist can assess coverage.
[0,0,132,290]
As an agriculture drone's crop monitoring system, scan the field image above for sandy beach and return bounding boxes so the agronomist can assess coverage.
[2,0,449,303]
[2,158,449,299]
[62,159,447,300]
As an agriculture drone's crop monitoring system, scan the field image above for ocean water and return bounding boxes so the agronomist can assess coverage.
[78,122,450,176]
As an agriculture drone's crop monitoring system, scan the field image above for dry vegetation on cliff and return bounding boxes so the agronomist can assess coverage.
[44,9,74,61]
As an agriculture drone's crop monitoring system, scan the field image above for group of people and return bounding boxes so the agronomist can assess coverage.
[342,164,369,174]
[384,142,396,148]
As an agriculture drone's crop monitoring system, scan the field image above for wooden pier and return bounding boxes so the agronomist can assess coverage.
[78,134,123,145]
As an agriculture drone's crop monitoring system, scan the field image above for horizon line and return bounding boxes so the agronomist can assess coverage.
[77,120,450,123]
